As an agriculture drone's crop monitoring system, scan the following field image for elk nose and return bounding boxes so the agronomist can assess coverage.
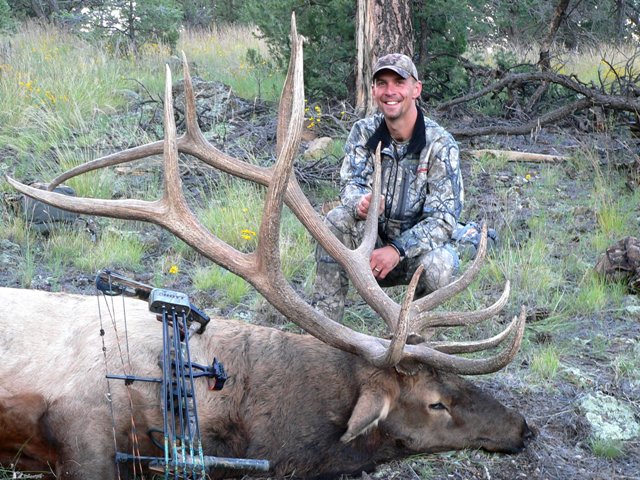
[522,421,536,444]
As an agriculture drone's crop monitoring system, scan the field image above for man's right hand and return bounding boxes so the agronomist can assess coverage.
[356,193,385,220]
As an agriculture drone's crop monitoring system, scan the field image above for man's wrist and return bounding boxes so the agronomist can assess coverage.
[387,241,405,260]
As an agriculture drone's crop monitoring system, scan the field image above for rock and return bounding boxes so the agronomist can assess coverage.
[0,239,20,268]
[594,236,640,293]
[303,136,333,160]
[579,392,640,441]
[21,184,79,234]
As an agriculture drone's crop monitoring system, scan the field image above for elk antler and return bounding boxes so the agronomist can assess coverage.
[7,13,525,375]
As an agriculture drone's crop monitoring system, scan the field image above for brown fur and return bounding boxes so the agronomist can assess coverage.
[0,392,57,473]
[0,288,532,478]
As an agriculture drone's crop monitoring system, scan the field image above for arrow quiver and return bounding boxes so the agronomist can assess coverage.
[95,269,269,478]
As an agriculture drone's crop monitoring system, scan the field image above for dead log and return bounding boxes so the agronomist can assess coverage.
[467,149,569,163]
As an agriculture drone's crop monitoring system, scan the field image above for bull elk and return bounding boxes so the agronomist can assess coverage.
[2,15,532,479]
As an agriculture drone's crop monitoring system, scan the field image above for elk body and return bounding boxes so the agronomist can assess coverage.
[0,288,530,479]
[4,15,532,479]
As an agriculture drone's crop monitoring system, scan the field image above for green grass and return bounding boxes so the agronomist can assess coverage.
[43,226,146,276]
[192,264,252,306]
[529,345,561,382]
[589,437,625,459]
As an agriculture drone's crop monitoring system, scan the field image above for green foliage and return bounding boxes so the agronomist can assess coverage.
[572,273,626,316]
[0,0,13,31]
[240,0,355,98]
[65,0,184,51]
[136,0,184,49]
[244,47,275,99]
[180,0,215,29]
[0,22,131,156]
[73,229,146,273]
[178,25,284,100]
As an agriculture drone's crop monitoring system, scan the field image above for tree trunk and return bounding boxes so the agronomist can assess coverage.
[615,0,626,42]
[355,0,414,116]
[414,0,429,66]
[538,0,570,71]
[526,0,570,111]
[30,1,48,19]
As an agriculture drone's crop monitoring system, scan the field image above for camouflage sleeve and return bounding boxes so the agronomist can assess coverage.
[339,120,375,219]
[395,135,464,258]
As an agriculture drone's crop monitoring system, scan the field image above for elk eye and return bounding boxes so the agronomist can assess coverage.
[429,402,447,411]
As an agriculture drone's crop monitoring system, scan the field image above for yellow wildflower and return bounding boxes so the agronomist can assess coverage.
[168,265,179,275]
[240,229,257,241]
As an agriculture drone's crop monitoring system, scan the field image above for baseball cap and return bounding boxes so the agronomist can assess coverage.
[372,53,419,82]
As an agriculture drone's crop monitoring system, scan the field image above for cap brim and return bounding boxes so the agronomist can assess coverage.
[373,66,412,80]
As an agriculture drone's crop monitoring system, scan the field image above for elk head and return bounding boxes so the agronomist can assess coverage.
[7,14,525,377]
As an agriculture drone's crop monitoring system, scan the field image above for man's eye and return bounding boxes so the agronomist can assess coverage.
[429,402,447,410]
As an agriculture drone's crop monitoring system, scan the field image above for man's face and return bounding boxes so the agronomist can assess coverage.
[372,70,422,121]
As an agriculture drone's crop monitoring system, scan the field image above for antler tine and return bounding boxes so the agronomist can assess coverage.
[412,223,490,315]
[275,12,301,158]
[163,66,182,201]
[45,142,164,191]
[181,50,207,145]
[403,307,526,375]
[430,306,519,354]
[413,280,510,332]
[380,265,424,368]
[256,13,305,272]
[355,142,383,258]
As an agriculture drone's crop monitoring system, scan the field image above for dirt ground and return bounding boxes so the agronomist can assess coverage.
[1,83,639,479]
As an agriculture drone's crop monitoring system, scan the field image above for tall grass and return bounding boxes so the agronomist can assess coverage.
[0,21,283,162]
[0,22,128,154]
[178,25,284,101]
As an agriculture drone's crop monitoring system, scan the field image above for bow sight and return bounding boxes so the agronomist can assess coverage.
[95,269,269,478]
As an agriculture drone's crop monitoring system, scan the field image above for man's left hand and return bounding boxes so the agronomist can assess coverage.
[370,245,401,279]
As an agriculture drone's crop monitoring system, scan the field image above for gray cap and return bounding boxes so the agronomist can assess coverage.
[372,53,419,82]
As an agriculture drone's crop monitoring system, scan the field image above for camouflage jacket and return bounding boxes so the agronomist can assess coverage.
[340,109,463,259]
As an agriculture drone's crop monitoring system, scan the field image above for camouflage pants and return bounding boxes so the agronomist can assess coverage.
[312,205,459,322]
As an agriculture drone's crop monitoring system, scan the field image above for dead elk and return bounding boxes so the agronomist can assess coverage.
[0,288,531,479]
[3,14,532,479]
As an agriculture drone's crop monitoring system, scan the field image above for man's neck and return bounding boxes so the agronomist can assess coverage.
[384,106,418,143]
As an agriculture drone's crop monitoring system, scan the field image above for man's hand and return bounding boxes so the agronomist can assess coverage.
[356,193,385,220]
[370,245,401,279]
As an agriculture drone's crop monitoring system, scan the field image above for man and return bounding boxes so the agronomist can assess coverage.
[313,53,463,322]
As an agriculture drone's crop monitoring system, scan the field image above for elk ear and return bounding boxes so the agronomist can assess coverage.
[340,390,391,443]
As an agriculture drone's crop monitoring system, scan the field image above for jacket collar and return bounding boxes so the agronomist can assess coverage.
[365,108,426,156]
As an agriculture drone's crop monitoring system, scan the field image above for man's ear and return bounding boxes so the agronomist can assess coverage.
[413,80,423,100]
[340,389,391,443]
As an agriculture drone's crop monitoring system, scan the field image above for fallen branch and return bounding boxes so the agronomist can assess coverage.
[437,69,640,138]
[467,149,569,163]
[449,97,592,138]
